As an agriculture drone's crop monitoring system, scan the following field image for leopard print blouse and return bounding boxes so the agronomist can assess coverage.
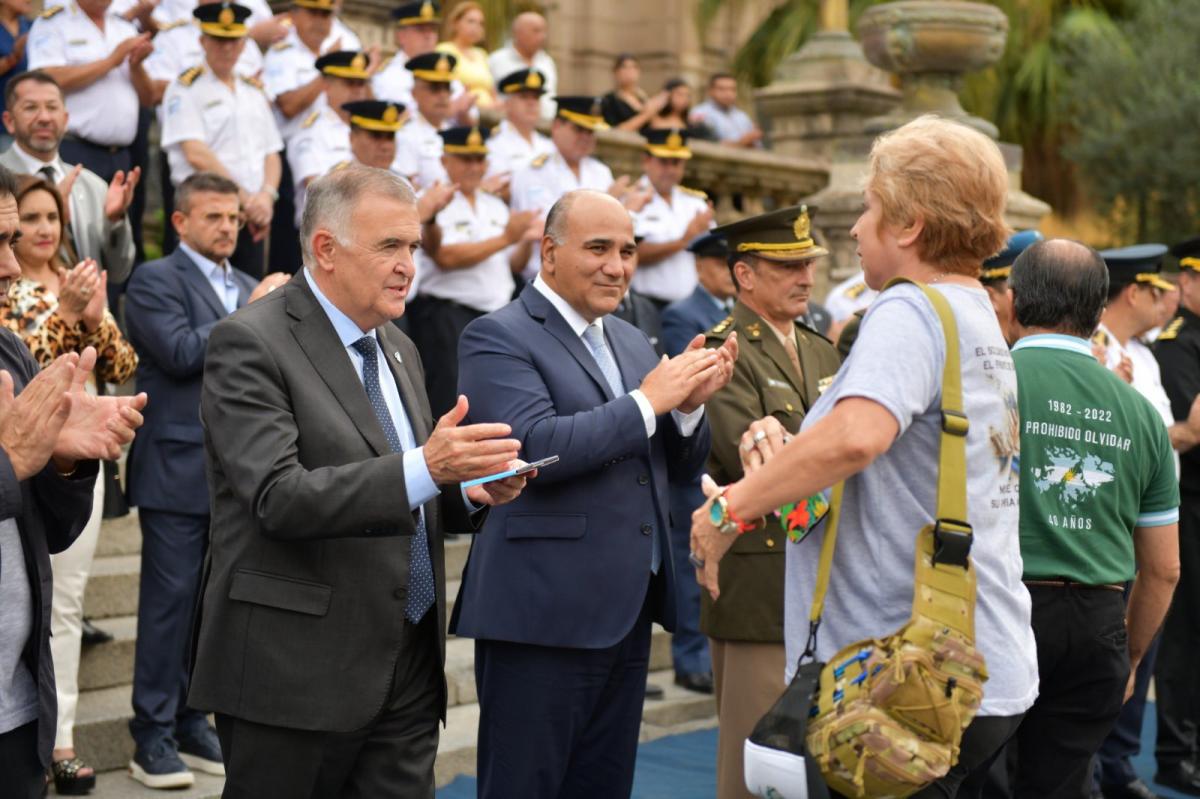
[3,276,138,384]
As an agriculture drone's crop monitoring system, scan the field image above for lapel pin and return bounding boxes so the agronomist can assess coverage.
[394,351,403,363]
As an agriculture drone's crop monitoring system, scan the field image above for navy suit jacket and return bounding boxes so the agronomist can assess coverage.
[123,248,257,515]
[450,285,711,649]
[662,285,729,357]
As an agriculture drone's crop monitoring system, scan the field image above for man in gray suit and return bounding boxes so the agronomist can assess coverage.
[189,164,529,797]
[1,70,137,284]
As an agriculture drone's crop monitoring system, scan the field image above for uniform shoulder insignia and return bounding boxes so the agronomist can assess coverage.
[531,153,549,168]
[679,185,708,200]
[178,66,205,86]
[239,74,265,91]
[301,109,321,129]
[1158,317,1185,342]
[271,41,292,51]
[706,315,734,339]
[844,281,868,300]
[1091,329,1109,347]
[377,54,394,71]
[39,5,64,19]
[159,18,189,30]
[329,160,351,172]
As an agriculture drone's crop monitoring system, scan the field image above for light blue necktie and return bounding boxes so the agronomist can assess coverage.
[581,323,660,573]
[582,323,623,398]
[351,336,435,623]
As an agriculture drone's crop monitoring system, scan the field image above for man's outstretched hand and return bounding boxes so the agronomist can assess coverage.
[424,395,521,485]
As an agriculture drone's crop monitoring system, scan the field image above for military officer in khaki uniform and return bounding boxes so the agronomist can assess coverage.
[701,204,842,799]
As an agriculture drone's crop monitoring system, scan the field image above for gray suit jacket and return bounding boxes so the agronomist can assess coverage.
[0,145,135,283]
[188,275,480,732]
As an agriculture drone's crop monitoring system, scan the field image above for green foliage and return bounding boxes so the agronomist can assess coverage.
[1059,0,1200,243]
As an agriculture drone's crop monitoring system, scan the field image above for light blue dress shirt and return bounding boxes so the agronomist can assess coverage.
[179,242,240,314]
[303,269,440,512]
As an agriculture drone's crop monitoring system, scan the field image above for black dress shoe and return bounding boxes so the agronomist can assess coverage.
[1155,761,1200,796]
[673,672,714,695]
[80,618,113,646]
[1101,778,1162,799]
[645,683,665,700]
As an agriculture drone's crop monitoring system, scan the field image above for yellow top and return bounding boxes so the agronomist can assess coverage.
[434,41,495,109]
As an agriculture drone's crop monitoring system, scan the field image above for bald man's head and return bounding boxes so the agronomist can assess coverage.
[511,11,546,56]
[1010,238,1109,338]
[541,190,636,322]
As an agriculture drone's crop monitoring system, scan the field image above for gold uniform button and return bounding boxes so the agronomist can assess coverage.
[785,403,794,412]
[766,538,775,547]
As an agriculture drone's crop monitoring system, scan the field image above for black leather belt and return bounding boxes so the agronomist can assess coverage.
[63,133,127,154]
[1023,578,1124,593]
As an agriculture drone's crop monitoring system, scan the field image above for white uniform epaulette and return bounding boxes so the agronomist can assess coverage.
[39,5,64,19]
[178,65,205,86]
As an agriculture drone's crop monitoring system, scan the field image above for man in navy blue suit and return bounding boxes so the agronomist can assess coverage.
[121,173,288,789]
[453,189,738,798]
[659,231,736,694]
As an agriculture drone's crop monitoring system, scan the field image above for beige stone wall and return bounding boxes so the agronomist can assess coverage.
[339,0,775,109]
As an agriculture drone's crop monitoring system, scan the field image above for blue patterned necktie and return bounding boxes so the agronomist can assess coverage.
[351,336,435,623]
[581,323,624,398]
[580,323,660,573]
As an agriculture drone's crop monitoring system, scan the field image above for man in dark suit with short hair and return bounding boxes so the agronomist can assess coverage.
[189,164,528,798]
[453,189,737,798]
[122,172,287,788]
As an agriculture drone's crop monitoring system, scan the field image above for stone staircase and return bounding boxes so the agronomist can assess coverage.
[77,512,716,797]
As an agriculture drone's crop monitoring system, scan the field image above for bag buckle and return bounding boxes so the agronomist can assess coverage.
[941,409,969,437]
[932,519,973,568]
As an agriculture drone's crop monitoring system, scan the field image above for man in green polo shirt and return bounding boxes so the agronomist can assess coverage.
[1007,238,1180,798]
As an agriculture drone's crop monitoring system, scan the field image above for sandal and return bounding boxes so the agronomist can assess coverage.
[50,757,95,796]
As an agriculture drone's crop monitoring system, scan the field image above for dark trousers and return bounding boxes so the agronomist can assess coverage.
[1156,491,1200,769]
[832,713,1024,799]
[474,596,654,799]
[215,612,441,799]
[1013,585,1130,798]
[0,722,43,799]
[668,480,710,676]
[130,509,210,749]
[268,152,302,275]
[1096,589,1162,787]
[406,295,484,419]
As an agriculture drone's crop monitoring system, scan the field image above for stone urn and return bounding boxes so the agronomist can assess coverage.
[856,0,1008,138]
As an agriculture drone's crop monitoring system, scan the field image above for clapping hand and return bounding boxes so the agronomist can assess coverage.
[0,354,76,480]
[56,260,101,328]
[423,395,522,485]
[104,168,141,222]
[53,347,148,465]
[738,415,790,474]
[678,332,738,412]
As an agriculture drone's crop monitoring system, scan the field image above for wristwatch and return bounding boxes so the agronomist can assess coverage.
[709,488,756,536]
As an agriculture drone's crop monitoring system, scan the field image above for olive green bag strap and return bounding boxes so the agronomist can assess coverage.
[805,278,972,649]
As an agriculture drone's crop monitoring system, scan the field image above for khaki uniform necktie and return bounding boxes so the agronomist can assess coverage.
[783,332,803,383]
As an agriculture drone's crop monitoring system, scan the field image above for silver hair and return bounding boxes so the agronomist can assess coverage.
[299,165,417,267]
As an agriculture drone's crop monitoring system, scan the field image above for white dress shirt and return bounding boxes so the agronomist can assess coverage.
[27,2,142,146]
[287,105,350,226]
[484,119,553,179]
[392,112,448,190]
[531,274,703,438]
[161,66,283,193]
[262,24,361,143]
[630,180,711,304]
[417,189,513,313]
[144,20,264,109]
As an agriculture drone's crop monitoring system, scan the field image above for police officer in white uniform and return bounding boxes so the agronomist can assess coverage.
[371,0,467,116]
[145,0,263,102]
[630,128,713,307]
[26,0,155,182]
[161,1,282,276]
[508,95,617,278]
[406,124,539,416]
[285,49,370,227]
[392,51,456,189]
[261,0,362,144]
[486,67,553,180]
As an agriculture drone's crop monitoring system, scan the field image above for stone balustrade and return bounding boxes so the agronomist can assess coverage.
[592,128,830,224]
